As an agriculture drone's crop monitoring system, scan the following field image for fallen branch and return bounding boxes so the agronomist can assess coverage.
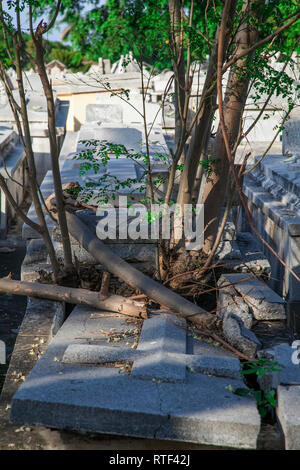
[65,211,216,328]
[202,330,252,361]
[0,277,147,319]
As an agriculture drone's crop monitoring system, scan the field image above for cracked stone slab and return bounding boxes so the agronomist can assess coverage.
[10,305,260,448]
[219,273,286,320]
[222,312,261,358]
[217,277,253,329]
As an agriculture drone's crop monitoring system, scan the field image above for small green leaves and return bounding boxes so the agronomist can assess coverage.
[232,385,278,418]
[199,158,220,177]
[241,359,284,378]
[232,358,284,418]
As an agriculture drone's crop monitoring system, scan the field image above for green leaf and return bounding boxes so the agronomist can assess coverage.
[233,387,251,397]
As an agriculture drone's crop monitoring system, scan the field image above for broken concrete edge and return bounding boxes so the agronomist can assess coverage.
[218,273,286,321]
[276,385,300,450]
[256,344,300,450]
[222,312,262,358]
[9,305,261,449]
[216,272,288,361]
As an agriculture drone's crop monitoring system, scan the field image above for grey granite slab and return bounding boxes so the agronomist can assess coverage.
[220,273,286,320]
[10,305,260,448]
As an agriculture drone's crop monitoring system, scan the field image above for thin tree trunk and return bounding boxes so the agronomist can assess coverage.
[168,0,186,149]
[34,37,74,272]
[12,34,61,280]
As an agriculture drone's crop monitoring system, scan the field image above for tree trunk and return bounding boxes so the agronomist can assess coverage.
[201,0,258,253]
[176,0,238,210]
[12,34,61,280]
[168,0,186,149]
[34,34,74,273]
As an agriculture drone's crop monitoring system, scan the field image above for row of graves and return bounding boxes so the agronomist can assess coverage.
[0,76,68,238]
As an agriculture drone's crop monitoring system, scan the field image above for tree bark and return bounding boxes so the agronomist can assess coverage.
[12,34,61,280]
[201,0,258,253]
[34,47,74,272]
[176,0,238,210]
[168,0,186,149]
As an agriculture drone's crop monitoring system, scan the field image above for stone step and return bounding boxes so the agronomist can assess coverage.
[243,172,300,235]
[253,153,300,200]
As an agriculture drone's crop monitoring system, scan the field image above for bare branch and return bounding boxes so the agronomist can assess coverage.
[222,9,300,75]
[44,0,62,33]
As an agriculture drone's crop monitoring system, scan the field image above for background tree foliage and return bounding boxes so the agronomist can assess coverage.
[33,0,299,71]
[1,0,299,71]
[0,26,86,70]
[33,0,226,70]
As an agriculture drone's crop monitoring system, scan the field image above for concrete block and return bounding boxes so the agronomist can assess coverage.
[86,104,123,123]
[214,240,241,260]
[277,385,300,450]
[53,240,156,264]
[259,343,300,387]
[282,119,300,156]
[217,276,253,328]
[221,296,253,329]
